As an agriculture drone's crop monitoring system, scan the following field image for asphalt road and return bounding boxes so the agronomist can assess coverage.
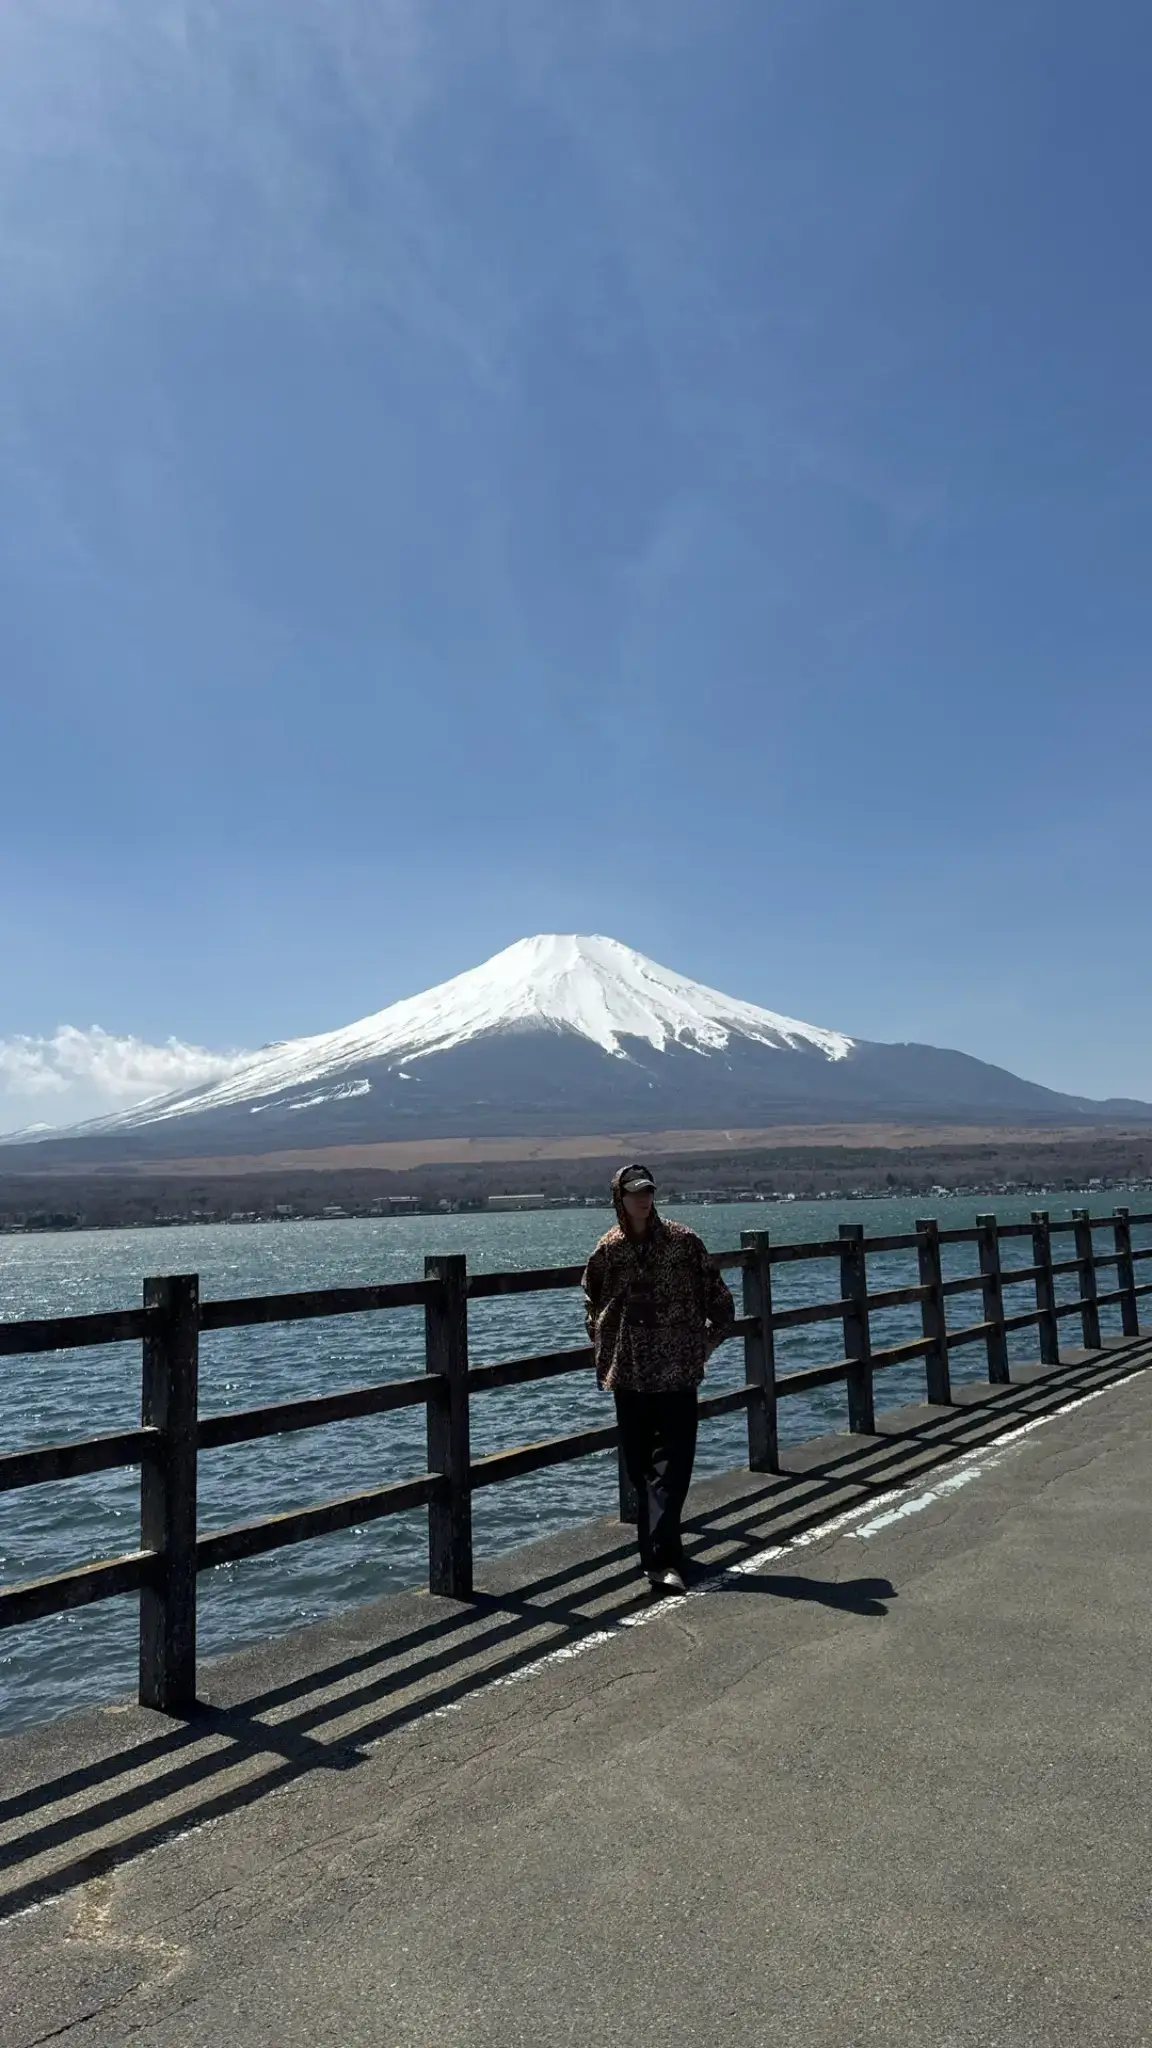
[3,1340,1151,2048]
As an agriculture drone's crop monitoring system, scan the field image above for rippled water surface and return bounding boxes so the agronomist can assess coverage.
[2,1195,1145,1733]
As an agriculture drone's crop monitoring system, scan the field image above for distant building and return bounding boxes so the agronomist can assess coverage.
[487,1193,551,1211]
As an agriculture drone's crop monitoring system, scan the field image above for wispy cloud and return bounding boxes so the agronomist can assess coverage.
[0,1024,250,1128]
[0,0,502,365]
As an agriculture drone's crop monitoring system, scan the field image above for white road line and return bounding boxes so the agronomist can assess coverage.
[846,1377,1119,1537]
[425,1362,1146,1718]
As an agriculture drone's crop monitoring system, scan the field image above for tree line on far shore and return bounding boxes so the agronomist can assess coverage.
[3,1131,1152,1233]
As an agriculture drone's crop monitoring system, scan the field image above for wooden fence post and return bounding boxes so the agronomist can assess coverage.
[976,1214,1011,1385]
[1072,1210,1102,1351]
[915,1218,951,1405]
[741,1231,779,1473]
[139,1274,200,1715]
[1031,1211,1060,1366]
[1114,1207,1140,1340]
[425,1255,473,1598]
[839,1225,875,1435]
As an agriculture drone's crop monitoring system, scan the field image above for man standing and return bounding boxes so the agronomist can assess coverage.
[582,1164,735,1593]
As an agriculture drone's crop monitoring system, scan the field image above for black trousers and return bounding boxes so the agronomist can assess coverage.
[614,1388,699,1573]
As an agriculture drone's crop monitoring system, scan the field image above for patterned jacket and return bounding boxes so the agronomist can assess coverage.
[582,1182,736,1394]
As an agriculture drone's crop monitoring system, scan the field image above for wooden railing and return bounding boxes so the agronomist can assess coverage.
[2,1207,1150,1715]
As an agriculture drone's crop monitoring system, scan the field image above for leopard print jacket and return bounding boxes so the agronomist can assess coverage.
[582,1213,736,1394]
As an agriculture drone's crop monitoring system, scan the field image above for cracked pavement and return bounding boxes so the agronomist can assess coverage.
[2,1343,1152,2047]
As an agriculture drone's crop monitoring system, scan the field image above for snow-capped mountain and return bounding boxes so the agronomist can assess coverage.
[71,934,854,1134]
[5,934,1149,1163]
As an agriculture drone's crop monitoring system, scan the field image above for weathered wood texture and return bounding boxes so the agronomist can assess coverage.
[198,1375,432,1450]
[1031,1212,1061,1365]
[741,1230,778,1474]
[425,1254,472,1599]
[0,1306,154,1358]
[839,1224,875,1435]
[1073,1210,1103,1350]
[0,1428,157,1494]
[0,1552,153,1630]
[139,1273,199,1715]
[916,1218,952,1405]
[1114,1208,1140,1339]
[977,1214,1011,1385]
[197,1474,438,1571]
[200,1279,432,1330]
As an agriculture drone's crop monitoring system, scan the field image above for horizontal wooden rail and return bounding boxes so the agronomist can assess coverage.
[776,1358,855,1397]
[765,1237,850,1264]
[772,1297,853,1330]
[1053,1297,1095,1321]
[200,1278,432,1330]
[467,1251,750,1301]
[469,1423,619,1491]
[1094,1286,1134,1311]
[995,1255,1121,1285]
[697,1385,755,1421]
[467,1264,584,1299]
[468,1346,592,1395]
[3,1204,1150,1720]
[940,1273,988,1298]
[198,1375,433,1450]
[945,1319,998,1350]
[998,1263,1044,1288]
[772,1331,939,1401]
[0,1306,155,1358]
[871,1333,935,1370]
[0,1551,153,1630]
[1002,1308,1045,1335]
[0,1427,158,1493]
[867,1283,932,1313]
[197,1473,440,1570]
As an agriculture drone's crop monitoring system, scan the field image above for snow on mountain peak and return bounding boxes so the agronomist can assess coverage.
[38,936,854,1134]
[414,934,855,1063]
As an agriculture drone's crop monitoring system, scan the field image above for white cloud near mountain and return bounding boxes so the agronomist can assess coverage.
[0,1026,250,1130]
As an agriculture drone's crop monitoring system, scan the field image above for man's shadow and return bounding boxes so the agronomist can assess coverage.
[700,1569,895,1618]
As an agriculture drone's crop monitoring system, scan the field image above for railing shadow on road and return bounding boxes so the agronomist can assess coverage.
[0,1338,1148,1925]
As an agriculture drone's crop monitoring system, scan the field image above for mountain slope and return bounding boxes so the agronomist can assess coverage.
[72,933,855,1132]
[4,934,1148,1163]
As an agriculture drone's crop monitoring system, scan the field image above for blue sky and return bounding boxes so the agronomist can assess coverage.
[2,0,1150,1128]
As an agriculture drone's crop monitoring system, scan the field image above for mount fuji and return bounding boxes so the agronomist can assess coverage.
[5,935,1150,1164]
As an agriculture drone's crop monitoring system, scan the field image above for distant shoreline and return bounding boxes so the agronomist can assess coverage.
[3,1125,1151,1235]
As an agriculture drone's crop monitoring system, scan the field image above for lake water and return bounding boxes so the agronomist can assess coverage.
[2,1194,1146,1735]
